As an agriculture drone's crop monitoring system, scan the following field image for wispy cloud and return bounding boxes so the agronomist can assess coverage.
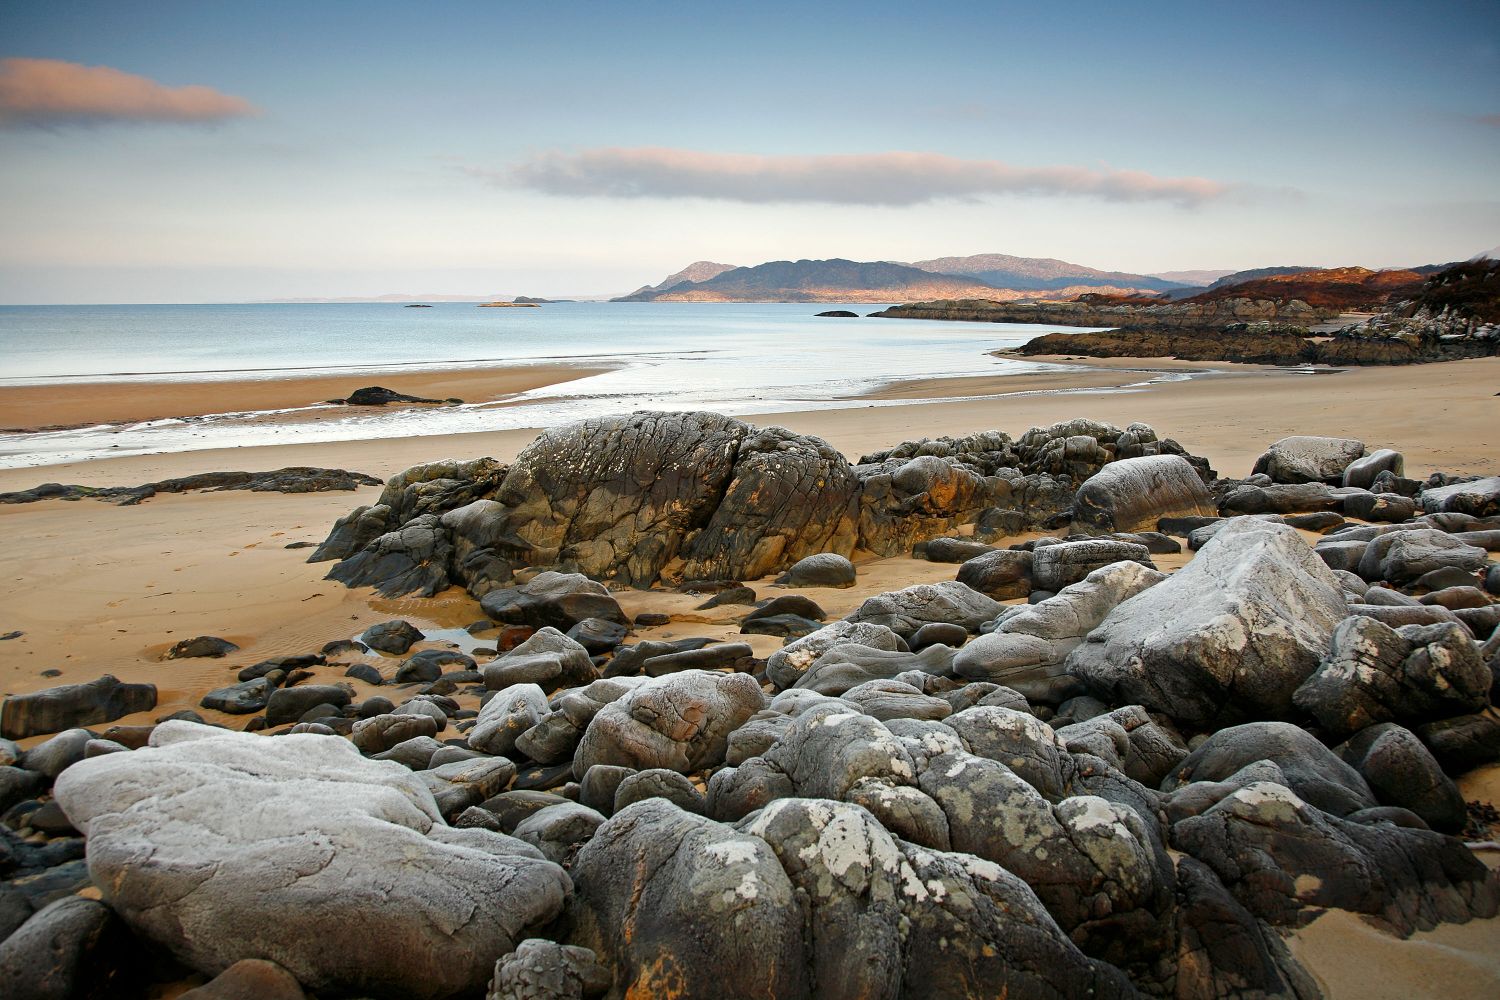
[0,57,258,128]
[468,147,1232,208]
[1478,113,1500,127]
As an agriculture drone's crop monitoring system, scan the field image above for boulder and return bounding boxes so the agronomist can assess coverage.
[1,676,157,740]
[567,800,808,998]
[1071,455,1216,534]
[1030,539,1154,592]
[1252,435,1365,484]
[953,561,1164,685]
[469,684,550,756]
[1335,723,1468,833]
[165,636,239,659]
[1293,618,1491,739]
[1419,476,1500,517]
[919,537,997,563]
[52,722,569,999]
[360,620,425,655]
[1343,449,1405,489]
[264,684,351,727]
[1163,722,1376,817]
[843,581,1003,637]
[482,627,597,694]
[1357,528,1489,585]
[325,514,454,597]
[766,620,908,691]
[1068,520,1348,728]
[775,552,857,588]
[480,572,627,632]
[178,959,306,1000]
[573,670,765,776]
[954,549,1033,600]
[0,896,133,1000]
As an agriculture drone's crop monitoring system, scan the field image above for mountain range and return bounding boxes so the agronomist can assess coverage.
[612,253,1247,303]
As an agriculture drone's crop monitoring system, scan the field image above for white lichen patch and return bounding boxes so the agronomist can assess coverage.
[1062,796,1131,839]
[703,840,761,867]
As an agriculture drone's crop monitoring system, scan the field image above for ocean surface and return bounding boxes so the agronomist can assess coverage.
[0,301,1155,469]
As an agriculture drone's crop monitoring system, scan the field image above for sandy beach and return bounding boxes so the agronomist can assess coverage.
[2,354,1497,999]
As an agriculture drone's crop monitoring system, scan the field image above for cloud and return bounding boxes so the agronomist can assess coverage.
[1478,113,1500,127]
[0,57,258,127]
[471,147,1232,208]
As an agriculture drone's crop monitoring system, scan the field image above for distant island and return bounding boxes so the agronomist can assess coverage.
[403,303,432,308]
[478,301,541,308]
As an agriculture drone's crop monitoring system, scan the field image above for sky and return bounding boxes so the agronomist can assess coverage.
[0,0,1497,303]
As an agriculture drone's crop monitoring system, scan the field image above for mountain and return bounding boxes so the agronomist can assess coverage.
[907,253,1184,293]
[1198,266,1322,293]
[1149,269,1236,286]
[1179,266,1428,310]
[616,259,1008,303]
[616,261,737,300]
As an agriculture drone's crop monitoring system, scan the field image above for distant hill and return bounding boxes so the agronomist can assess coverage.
[1149,269,1236,286]
[616,261,737,301]
[1199,266,1322,293]
[908,253,1185,293]
[617,258,1008,303]
[1179,266,1428,310]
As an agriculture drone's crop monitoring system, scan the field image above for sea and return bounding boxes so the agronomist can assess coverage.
[0,301,1159,469]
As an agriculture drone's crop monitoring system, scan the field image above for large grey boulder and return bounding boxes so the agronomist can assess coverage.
[775,552,857,588]
[1071,455,1216,534]
[468,684,550,756]
[843,581,1003,637]
[53,722,569,999]
[953,561,1164,684]
[1067,519,1348,728]
[0,896,133,1000]
[1293,618,1491,739]
[954,548,1033,599]
[1335,723,1468,833]
[572,670,764,777]
[1252,435,1365,484]
[1356,528,1489,585]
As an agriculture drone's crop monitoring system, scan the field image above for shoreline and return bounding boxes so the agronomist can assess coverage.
[0,362,615,432]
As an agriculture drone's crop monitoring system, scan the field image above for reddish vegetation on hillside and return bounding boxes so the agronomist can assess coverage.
[1179,266,1427,309]
[1401,259,1500,323]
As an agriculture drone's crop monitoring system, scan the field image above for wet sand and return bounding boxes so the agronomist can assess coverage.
[0,362,612,431]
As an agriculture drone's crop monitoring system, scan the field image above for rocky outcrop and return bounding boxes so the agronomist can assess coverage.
[53,722,569,1000]
[1068,519,1348,729]
[0,468,382,507]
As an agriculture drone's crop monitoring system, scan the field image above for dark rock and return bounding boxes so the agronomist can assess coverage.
[1415,565,1483,591]
[165,636,239,659]
[910,621,968,652]
[815,309,858,317]
[613,768,705,815]
[1343,448,1405,489]
[955,548,1033,599]
[342,385,447,406]
[1163,722,1376,817]
[200,679,272,715]
[360,620,425,655]
[264,684,352,726]
[695,585,758,609]
[343,663,384,686]
[482,627,596,693]
[1071,454,1217,534]
[1,676,156,740]
[774,552,857,588]
[1294,618,1490,739]
[395,649,475,684]
[1285,510,1347,532]
[566,618,629,654]
[1415,712,1500,774]
[1031,538,1153,591]
[739,614,822,639]
[321,638,367,657]
[919,536,997,563]
[0,896,133,1000]
[0,767,46,814]
[632,612,670,627]
[1335,723,1468,833]
[481,572,627,632]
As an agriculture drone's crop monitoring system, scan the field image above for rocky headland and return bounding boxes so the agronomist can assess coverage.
[875,260,1500,367]
[2,410,1499,999]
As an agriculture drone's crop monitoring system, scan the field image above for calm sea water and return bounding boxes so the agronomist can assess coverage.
[0,301,1137,469]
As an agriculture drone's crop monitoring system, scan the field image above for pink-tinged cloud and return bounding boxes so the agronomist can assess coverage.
[1479,114,1500,127]
[477,147,1231,207]
[0,57,258,127]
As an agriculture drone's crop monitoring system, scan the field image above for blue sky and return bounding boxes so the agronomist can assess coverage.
[1,1,1496,302]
